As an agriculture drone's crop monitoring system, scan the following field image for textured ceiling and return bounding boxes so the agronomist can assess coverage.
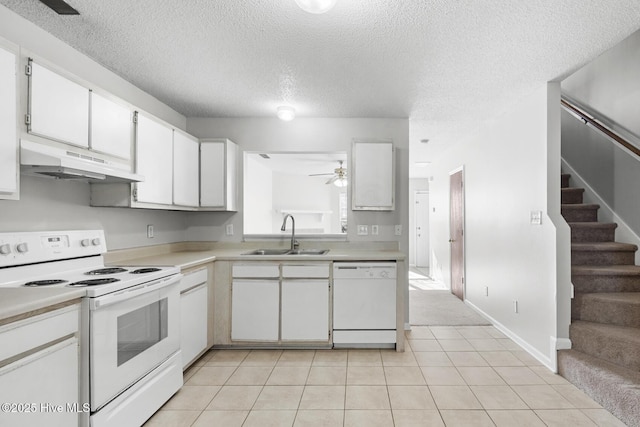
[2,0,640,173]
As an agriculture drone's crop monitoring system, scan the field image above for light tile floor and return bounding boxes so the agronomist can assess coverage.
[144,326,626,426]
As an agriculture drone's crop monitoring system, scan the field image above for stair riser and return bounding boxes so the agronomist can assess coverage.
[573,294,640,328]
[558,350,640,427]
[572,276,640,293]
[562,208,598,222]
[570,323,640,371]
[561,174,571,189]
[562,190,584,204]
[571,251,635,265]
[570,227,616,243]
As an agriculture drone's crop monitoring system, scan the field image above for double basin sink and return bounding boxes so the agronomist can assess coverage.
[242,248,329,256]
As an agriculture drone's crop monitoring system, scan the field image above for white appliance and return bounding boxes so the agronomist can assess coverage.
[0,230,183,427]
[332,262,397,348]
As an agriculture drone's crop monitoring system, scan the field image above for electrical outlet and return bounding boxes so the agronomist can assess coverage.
[371,225,379,235]
[146,224,154,238]
[225,224,234,236]
[394,225,402,236]
[357,225,368,235]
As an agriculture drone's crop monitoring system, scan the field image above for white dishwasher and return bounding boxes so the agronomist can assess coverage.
[332,262,396,348]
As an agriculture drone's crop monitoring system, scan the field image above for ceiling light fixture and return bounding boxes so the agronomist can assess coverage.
[333,176,348,188]
[294,0,337,14]
[277,106,296,121]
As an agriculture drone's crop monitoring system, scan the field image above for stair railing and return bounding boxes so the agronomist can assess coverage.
[561,96,640,159]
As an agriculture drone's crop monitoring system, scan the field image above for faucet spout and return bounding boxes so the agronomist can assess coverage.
[280,214,297,251]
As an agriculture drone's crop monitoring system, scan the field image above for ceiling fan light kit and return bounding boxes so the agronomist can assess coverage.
[294,0,337,14]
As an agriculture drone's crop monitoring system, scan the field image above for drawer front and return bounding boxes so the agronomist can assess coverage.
[0,304,79,362]
[282,264,330,278]
[180,267,208,292]
[232,264,279,278]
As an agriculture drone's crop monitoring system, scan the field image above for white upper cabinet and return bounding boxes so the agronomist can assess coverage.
[0,44,17,197]
[352,140,395,211]
[200,138,238,211]
[173,131,199,207]
[90,91,133,160]
[28,61,89,148]
[134,113,173,205]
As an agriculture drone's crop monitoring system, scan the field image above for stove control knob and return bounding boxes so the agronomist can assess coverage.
[0,244,11,255]
[16,243,28,253]
[81,239,91,247]
[92,238,101,246]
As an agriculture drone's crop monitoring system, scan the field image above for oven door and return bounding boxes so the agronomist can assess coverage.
[89,274,181,411]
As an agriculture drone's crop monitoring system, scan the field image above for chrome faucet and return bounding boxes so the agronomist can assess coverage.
[280,214,298,251]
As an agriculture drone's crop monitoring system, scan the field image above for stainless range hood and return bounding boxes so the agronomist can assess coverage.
[20,139,144,183]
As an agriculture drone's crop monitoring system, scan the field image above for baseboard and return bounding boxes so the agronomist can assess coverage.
[465,299,556,371]
[562,159,640,264]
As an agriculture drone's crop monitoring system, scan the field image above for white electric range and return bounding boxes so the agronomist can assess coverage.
[0,230,183,427]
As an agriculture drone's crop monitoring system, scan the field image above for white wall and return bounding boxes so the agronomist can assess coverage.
[429,84,562,368]
[185,118,409,253]
[561,27,640,241]
[244,156,273,234]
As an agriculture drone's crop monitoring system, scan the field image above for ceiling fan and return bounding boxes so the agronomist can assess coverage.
[309,160,348,187]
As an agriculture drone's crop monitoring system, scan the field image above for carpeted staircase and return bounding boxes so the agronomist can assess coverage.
[557,173,640,427]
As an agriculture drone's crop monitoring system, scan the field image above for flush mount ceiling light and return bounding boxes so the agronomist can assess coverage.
[277,106,296,121]
[294,0,337,14]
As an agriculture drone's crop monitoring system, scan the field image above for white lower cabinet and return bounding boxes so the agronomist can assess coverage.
[231,279,279,341]
[281,279,329,341]
[0,304,80,427]
[230,262,330,344]
[180,268,208,368]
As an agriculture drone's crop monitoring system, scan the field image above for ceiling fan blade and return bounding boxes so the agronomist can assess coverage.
[325,176,338,184]
[309,172,334,176]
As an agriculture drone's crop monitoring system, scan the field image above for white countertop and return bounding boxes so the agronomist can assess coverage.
[0,287,85,324]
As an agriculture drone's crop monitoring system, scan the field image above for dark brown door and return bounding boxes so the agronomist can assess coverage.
[450,170,465,300]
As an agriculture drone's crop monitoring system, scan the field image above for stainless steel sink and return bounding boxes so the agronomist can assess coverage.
[242,249,291,255]
[286,249,329,255]
[242,248,329,256]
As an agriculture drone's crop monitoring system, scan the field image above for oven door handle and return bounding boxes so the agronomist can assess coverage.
[90,274,182,310]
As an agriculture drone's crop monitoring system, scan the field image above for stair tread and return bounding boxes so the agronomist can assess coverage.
[562,203,600,209]
[568,222,617,229]
[572,320,640,343]
[560,348,640,385]
[583,292,640,305]
[572,265,640,276]
[572,242,638,251]
[558,349,640,427]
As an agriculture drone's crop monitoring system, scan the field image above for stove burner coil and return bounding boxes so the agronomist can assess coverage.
[130,268,162,274]
[85,267,128,275]
[24,279,68,287]
[69,278,121,287]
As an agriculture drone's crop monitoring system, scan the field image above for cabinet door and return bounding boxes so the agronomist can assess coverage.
[352,140,394,210]
[29,61,89,148]
[0,45,17,196]
[134,113,173,205]
[90,91,133,159]
[231,280,279,341]
[200,139,238,211]
[180,284,208,368]
[0,338,79,427]
[281,279,329,341]
[173,131,199,207]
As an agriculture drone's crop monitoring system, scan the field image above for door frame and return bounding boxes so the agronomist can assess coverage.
[414,190,430,268]
[449,166,465,300]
